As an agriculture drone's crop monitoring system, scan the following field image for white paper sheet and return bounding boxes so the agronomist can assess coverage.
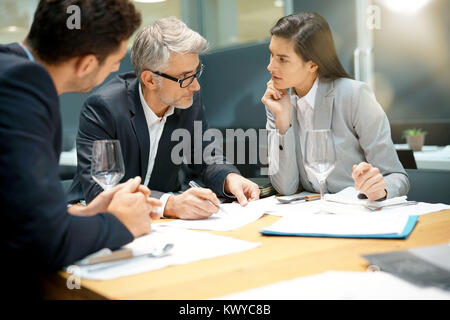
[266,187,450,217]
[261,212,410,236]
[324,187,408,208]
[158,196,275,231]
[216,271,450,300]
[67,225,261,280]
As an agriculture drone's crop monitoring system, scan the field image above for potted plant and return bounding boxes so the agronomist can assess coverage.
[403,128,427,151]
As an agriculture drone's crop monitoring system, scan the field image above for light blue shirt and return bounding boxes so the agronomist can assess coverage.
[18,42,34,62]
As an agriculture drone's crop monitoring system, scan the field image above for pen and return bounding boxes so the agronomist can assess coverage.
[276,194,321,204]
[75,243,174,268]
[188,180,228,215]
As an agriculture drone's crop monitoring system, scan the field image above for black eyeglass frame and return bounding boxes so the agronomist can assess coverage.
[150,64,204,88]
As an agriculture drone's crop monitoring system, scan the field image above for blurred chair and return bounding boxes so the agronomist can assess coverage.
[58,165,77,180]
[397,149,417,169]
[406,169,450,203]
[199,42,271,179]
[61,179,73,195]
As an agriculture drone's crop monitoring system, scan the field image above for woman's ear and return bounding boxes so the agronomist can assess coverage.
[308,61,319,74]
[141,70,159,90]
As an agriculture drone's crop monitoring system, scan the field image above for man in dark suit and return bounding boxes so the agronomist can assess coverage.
[68,17,260,220]
[0,0,161,299]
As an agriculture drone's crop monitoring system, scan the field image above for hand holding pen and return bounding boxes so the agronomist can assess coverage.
[163,181,226,219]
[188,181,228,216]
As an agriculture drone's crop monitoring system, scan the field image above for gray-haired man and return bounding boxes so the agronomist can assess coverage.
[68,17,260,219]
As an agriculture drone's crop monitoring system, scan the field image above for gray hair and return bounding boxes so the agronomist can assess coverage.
[131,17,209,81]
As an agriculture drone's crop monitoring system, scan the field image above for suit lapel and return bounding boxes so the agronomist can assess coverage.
[313,78,335,130]
[127,79,150,180]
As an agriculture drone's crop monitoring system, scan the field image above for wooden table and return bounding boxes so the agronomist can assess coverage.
[41,210,450,300]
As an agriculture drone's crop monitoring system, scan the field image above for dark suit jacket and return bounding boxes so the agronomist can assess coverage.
[67,72,240,204]
[0,43,133,298]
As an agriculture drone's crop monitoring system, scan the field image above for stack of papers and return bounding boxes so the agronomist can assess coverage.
[67,225,261,280]
[260,212,418,239]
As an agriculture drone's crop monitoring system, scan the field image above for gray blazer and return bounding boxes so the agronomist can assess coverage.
[266,77,409,198]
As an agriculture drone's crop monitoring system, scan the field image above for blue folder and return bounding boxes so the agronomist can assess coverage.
[260,215,419,240]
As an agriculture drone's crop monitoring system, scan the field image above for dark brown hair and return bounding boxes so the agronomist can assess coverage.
[25,0,141,64]
[271,12,352,80]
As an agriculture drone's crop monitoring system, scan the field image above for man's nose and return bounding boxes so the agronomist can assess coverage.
[189,77,201,91]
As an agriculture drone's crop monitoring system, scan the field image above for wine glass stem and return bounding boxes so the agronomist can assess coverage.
[319,179,326,201]
[318,179,327,214]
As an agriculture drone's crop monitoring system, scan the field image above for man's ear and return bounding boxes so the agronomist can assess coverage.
[73,54,99,78]
[141,70,159,90]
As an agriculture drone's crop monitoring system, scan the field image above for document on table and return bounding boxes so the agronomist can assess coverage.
[67,225,261,280]
[323,187,450,216]
[260,212,415,238]
[216,271,450,300]
[158,196,275,231]
[265,187,450,217]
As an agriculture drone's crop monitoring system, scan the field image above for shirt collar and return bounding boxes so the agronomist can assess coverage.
[139,82,175,125]
[18,42,34,62]
[290,76,319,109]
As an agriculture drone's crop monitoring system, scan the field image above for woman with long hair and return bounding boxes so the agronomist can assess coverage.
[262,12,409,200]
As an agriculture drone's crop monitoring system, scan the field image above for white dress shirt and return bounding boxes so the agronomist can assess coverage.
[289,77,321,192]
[139,83,175,216]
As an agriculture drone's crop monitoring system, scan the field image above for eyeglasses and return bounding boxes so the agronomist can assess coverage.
[151,64,204,88]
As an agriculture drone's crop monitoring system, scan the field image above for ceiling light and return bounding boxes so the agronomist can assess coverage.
[383,0,432,14]
[7,26,18,32]
[274,0,284,8]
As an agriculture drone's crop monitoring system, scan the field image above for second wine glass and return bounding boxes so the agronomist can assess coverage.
[91,140,125,191]
[304,129,336,213]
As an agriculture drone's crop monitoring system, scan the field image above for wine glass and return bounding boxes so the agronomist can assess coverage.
[304,130,336,213]
[91,140,125,191]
